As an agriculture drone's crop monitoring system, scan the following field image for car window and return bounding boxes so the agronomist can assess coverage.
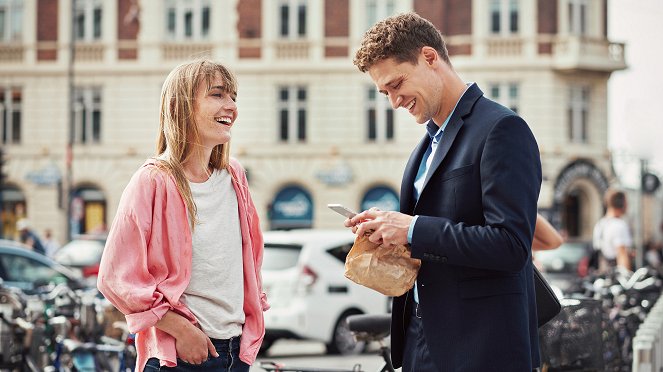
[263,244,302,270]
[327,242,353,263]
[0,253,69,287]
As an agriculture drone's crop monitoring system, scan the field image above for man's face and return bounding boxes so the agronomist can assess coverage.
[367,54,441,124]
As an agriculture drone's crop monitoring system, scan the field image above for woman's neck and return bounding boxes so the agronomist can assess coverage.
[182,150,213,183]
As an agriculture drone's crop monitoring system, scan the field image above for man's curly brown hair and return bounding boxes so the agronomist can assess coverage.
[353,12,450,73]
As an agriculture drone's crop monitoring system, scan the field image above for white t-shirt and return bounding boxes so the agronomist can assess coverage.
[181,168,244,339]
[592,216,632,260]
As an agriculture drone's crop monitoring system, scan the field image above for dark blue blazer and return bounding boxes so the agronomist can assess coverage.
[391,84,542,371]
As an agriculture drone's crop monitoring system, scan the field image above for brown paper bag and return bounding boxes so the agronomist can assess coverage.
[344,233,421,297]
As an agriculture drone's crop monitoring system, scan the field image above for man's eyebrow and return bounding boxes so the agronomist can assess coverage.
[209,85,225,91]
[378,76,402,95]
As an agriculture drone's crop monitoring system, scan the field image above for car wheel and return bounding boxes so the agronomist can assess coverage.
[327,310,366,355]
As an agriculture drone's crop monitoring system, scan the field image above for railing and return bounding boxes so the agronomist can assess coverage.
[75,43,105,62]
[161,43,214,60]
[485,37,523,57]
[0,44,24,63]
[633,294,663,371]
[274,40,310,59]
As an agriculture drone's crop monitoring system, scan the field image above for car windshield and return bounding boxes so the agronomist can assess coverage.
[54,240,104,266]
[263,243,302,270]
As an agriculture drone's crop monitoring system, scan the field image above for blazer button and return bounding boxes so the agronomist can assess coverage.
[440,256,448,263]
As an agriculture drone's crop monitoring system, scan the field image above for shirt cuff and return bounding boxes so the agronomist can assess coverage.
[408,215,419,244]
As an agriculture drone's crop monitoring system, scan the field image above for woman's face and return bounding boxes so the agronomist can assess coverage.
[192,73,238,148]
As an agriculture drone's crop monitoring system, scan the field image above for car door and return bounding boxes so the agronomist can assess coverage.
[0,251,71,292]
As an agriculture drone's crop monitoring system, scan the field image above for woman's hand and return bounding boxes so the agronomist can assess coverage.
[155,311,219,365]
[174,323,218,364]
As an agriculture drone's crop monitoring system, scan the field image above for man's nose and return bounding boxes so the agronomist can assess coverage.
[389,94,401,109]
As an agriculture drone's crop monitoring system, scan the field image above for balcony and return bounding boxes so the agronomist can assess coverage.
[553,36,626,73]
[0,44,24,63]
[486,37,523,57]
[274,40,310,59]
[75,43,105,62]
[161,43,214,61]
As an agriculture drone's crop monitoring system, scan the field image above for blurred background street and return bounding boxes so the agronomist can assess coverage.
[1,0,663,371]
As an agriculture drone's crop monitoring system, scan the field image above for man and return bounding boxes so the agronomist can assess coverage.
[346,13,542,371]
[593,189,632,272]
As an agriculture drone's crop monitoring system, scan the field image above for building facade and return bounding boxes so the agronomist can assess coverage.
[0,0,626,243]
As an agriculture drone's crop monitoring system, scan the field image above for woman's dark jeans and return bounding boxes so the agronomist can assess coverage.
[144,336,249,372]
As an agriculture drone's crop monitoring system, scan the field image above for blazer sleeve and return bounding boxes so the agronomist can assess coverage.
[97,167,175,332]
[411,115,542,272]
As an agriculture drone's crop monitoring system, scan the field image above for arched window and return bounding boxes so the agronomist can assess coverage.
[71,185,106,236]
[0,184,26,239]
[361,185,399,212]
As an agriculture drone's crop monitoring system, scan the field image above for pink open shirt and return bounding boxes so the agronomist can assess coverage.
[97,158,269,371]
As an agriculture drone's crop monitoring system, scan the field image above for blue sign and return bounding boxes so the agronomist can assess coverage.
[361,186,399,212]
[271,186,313,229]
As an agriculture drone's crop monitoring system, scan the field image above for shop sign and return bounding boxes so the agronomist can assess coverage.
[25,164,61,186]
[271,186,313,228]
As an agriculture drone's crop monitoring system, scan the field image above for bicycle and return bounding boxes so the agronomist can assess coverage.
[259,314,395,372]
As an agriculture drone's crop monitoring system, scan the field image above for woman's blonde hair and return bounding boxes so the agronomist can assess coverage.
[155,58,238,228]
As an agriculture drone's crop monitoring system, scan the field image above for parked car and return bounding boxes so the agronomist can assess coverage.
[0,239,86,294]
[53,235,106,286]
[261,229,389,355]
[534,240,592,293]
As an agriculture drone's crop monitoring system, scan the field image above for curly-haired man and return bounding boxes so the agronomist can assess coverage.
[346,12,542,372]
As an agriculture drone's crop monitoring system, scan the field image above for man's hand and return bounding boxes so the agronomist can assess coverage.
[345,208,413,246]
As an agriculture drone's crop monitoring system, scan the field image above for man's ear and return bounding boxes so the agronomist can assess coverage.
[421,46,438,66]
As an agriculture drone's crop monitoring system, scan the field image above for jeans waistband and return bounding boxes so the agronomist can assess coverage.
[209,335,241,349]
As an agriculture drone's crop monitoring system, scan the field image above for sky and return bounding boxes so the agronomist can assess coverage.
[608,0,663,185]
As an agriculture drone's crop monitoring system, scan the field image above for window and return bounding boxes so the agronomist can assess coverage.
[490,0,519,35]
[0,87,21,144]
[0,0,22,42]
[366,87,394,142]
[278,86,307,142]
[74,87,102,144]
[73,0,102,41]
[488,83,519,114]
[278,0,306,38]
[568,86,589,143]
[366,0,395,30]
[568,0,587,35]
[165,0,210,40]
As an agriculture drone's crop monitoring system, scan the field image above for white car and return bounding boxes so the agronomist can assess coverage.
[261,229,389,355]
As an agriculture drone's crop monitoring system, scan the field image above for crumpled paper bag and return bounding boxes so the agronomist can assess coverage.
[344,233,421,297]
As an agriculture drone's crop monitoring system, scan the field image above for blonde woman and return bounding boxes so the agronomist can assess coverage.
[98,59,268,372]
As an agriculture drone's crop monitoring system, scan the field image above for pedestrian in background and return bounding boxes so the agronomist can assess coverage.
[346,12,542,372]
[97,59,269,372]
[16,218,45,255]
[592,188,633,272]
[42,228,60,258]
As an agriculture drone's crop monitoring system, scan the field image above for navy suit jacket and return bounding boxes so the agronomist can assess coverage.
[391,84,542,371]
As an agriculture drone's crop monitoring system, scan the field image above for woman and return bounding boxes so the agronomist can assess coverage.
[97,59,268,372]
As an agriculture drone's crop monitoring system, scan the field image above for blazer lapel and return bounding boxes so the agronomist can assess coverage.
[421,84,484,191]
[400,135,430,213]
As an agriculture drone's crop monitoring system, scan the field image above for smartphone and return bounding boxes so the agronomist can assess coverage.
[327,204,358,219]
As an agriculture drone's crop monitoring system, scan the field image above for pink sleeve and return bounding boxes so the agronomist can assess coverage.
[232,159,269,311]
[97,168,173,333]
